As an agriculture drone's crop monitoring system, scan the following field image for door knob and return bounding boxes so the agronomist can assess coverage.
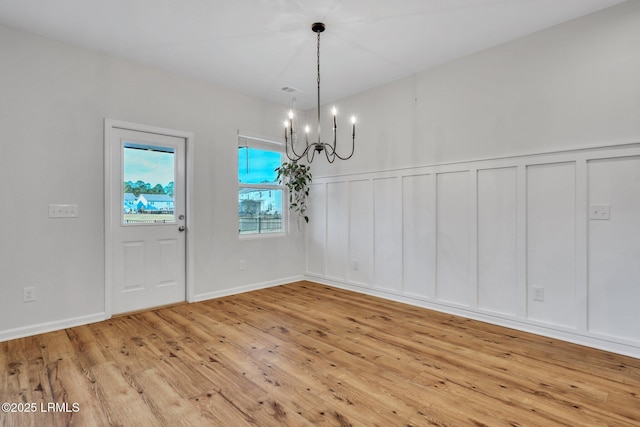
[178,226,185,232]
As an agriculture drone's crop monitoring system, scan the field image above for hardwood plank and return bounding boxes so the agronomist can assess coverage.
[189,389,258,427]
[41,357,110,427]
[1,281,639,426]
[129,368,212,426]
[64,326,109,371]
[88,362,159,426]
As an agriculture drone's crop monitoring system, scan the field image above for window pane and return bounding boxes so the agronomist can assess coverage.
[239,188,283,234]
[123,144,175,224]
[238,147,281,184]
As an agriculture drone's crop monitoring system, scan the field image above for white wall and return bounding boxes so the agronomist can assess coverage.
[0,24,304,340]
[309,1,640,179]
[305,2,640,358]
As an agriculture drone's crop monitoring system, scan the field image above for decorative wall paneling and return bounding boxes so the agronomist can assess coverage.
[588,156,640,342]
[306,143,640,358]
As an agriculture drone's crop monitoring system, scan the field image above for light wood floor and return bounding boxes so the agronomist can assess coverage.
[2,281,639,426]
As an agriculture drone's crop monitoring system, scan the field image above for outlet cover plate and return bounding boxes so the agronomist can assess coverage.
[589,204,610,220]
[23,287,36,302]
[532,287,544,302]
[49,204,79,218]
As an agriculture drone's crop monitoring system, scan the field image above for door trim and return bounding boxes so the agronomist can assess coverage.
[104,119,195,318]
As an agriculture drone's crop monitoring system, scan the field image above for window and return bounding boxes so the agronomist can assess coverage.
[238,136,285,236]
[122,142,176,224]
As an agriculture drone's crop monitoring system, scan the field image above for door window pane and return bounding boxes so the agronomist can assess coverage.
[123,143,176,224]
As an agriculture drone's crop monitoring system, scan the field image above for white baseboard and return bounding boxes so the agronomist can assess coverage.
[307,275,640,360]
[193,275,305,302]
[0,312,108,343]
[0,276,304,343]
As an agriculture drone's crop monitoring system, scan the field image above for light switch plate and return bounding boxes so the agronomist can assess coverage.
[589,204,610,220]
[532,286,544,302]
[49,204,79,218]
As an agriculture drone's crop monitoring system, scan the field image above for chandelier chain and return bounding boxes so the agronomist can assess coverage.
[316,30,321,146]
[317,30,321,89]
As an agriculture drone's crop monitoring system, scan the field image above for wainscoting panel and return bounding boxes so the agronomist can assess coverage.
[526,162,577,328]
[326,182,349,281]
[588,156,640,342]
[436,171,471,306]
[305,143,640,358]
[349,180,374,286]
[373,177,403,292]
[477,167,518,316]
[306,182,326,276]
[402,174,436,298]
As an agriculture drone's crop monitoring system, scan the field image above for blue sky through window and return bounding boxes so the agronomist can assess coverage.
[238,147,280,184]
[124,146,175,187]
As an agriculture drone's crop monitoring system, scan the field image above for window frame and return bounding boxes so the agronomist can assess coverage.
[238,135,287,238]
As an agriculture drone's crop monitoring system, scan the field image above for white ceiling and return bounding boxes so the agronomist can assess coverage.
[0,0,626,109]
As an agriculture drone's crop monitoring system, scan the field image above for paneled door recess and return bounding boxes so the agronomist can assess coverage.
[107,126,187,315]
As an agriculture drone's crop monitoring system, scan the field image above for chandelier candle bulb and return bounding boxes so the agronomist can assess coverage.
[332,107,337,130]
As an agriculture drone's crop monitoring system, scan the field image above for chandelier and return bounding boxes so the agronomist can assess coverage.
[284,22,356,163]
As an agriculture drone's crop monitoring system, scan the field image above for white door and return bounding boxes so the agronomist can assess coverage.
[108,127,186,314]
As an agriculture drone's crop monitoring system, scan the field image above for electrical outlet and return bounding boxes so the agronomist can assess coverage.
[589,204,610,220]
[23,287,36,302]
[239,260,247,271]
[532,287,544,302]
[352,261,359,271]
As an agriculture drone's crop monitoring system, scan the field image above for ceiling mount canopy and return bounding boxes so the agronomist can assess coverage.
[311,22,325,34]
[284,22,356,164]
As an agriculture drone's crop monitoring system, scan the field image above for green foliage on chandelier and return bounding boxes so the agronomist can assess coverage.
[275,160,312,223]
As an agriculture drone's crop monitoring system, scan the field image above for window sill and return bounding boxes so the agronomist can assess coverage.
[239,232,288,241]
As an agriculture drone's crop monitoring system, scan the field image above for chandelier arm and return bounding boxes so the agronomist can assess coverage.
[322,138,354,161]
[306,145,317,163]
[285,149,302,162]
[285,126,313,161]
[285,137,303,161]
[284,126,295,160]
[286,141,311,162]
[324,145,336,163]
[329,134,355,160]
